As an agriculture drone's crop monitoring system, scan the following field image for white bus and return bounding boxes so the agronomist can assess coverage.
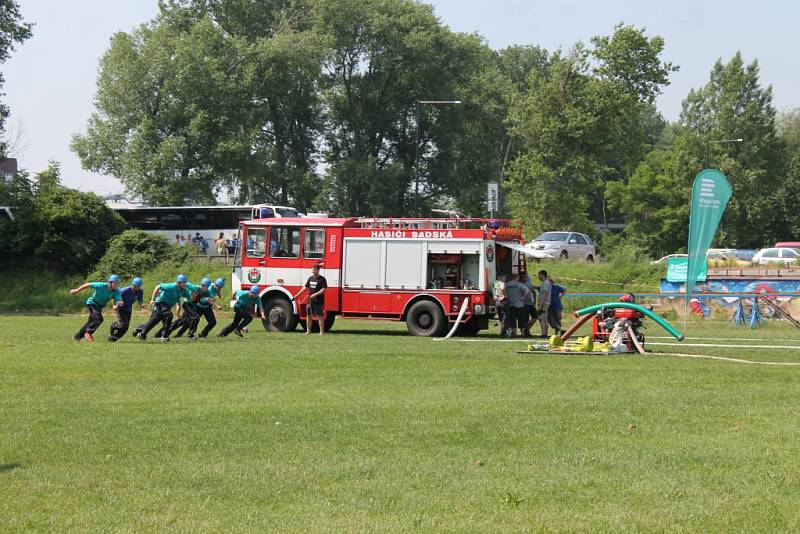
[110,204,301,253]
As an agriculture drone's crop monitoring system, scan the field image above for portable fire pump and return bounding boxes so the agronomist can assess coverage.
[591,293,646,352]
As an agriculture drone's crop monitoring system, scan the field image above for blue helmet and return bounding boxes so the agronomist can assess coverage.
[108,274,120,283]
[131,277,143,287]
[250,285,261,294]
[201,277,211,287]
[215,277,225,287]
[176,274,188,283]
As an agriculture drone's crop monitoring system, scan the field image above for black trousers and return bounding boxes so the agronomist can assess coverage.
[108,307,132,340]
[196,307,217,337]
[505,306,526,330]
[498,300,511,335]
[160,303,199,338]
[218,307,253,337]
[136,302,173,338]
[75,304,103,338]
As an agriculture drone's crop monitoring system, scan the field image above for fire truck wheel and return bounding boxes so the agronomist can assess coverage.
[406,300,447,337]
[262,296,298,332]
[299,314,336,333]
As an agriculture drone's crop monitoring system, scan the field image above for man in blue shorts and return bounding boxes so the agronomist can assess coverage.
[69,274,123,342]
[108,277,144,342]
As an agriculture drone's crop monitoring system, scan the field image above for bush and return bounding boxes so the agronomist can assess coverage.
[35,185,125,272]
[0,163,125,273]
[91,230,191,280]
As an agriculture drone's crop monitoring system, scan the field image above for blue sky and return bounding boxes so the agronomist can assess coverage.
[4,0,799,194]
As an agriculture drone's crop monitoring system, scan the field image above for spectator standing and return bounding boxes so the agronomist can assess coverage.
[537,270,553,338]
[548,282,567,336]
[519,271,538,337]
[69,274,123,342]
[493,273,509,336]
[200,236,209,255]
[292,263,328,335]
[504,273,530,338]
[175,234,185,247]
[216,232,227,258]
[108,277,144,341]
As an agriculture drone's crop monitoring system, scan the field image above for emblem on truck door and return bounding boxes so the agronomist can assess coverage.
[248,268,262,283]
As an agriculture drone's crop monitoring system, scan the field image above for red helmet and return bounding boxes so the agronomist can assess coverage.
[619,293,636,303]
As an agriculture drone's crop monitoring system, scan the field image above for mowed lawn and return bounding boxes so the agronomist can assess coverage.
[3,315,800,532]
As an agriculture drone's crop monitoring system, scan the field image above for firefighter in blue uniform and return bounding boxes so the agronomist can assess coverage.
[69,274,123,342]
[108,277,144,341]
[217,285,265,337]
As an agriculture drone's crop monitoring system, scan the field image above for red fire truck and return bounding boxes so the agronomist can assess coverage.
[231,216,533,336]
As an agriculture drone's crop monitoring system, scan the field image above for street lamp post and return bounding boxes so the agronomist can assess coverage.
[413,100,462,216]
[705,138,744,169]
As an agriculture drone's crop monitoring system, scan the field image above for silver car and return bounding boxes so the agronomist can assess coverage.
[528,231,596,262]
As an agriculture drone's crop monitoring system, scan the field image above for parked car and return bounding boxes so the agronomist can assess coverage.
[706,250,751,267]
[651,251,750,267]
[733,249,756,262]
[752,247,799,266]
[651,253,687,265]
[528,231,596,262]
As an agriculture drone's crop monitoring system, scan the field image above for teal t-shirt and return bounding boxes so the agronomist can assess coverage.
[233,290,263,312]
[155,282,191,307]
[86,282,122,308]
[197,284,220,309]
[183,283,208,309]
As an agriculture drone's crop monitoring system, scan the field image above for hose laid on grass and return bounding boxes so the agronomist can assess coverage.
[574,302,685,341]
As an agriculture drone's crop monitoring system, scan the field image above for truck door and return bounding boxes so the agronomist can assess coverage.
[232,224,244,293]
[242,225,268,288]
[302,227,339,313]
[266,225,304,289]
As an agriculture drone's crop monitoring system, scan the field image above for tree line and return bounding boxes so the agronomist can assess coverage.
[3,1,799,259]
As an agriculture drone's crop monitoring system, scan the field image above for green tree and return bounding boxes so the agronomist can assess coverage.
[506,23,676,237]
[0,169,37,256]
[677,53,783,247]
[606,144,688,256]
[315,0,505,216]
[33,162,125,272]
[776,109,800,238]
[0,0,32,156]
[72,1,323,208]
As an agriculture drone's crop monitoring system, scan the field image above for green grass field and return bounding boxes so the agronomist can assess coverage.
[3,314,800,531]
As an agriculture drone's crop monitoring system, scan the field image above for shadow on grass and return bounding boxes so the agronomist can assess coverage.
[310,328,409,337]
[0,463,21,473]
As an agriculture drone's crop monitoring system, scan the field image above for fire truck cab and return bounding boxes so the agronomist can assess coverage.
[231,216,527,336]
